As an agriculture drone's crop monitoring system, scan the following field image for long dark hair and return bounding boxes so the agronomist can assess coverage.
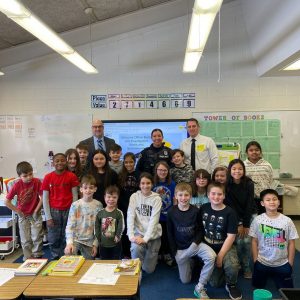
[89,150,113,187]
[192,169,211,196]
[151,128,163,137]
[227,158,252,187]
[119,152,136,188]
[245,140,262,153]
[65,148,82,179]
[245,140,263,160]
[139,172,154,185]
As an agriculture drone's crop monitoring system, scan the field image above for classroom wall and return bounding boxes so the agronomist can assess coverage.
[241,0,300,76]
[0,0,300,118]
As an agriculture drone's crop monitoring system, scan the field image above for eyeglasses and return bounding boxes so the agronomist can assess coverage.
[157,169,168,172]
[92,125,104,129]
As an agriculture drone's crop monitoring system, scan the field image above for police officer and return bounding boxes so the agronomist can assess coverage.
[136,128,173,175]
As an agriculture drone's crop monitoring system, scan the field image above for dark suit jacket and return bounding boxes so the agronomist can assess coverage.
[79,136,115,156]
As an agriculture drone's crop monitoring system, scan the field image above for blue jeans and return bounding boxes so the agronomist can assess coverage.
[252,260,294,289]
[236,215,256,274]
[209,245,240,287]
[47,208,69,259]
[236,234,251,273]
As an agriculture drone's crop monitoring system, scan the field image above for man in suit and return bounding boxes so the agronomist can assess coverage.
[79,119,115,156]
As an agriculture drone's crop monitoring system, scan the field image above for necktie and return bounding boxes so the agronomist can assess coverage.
[97,139,104,151]
[191,138,196,171]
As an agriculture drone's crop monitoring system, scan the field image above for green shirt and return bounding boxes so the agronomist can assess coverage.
[95,208,124,248]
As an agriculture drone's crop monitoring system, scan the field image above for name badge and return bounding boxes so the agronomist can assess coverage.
[197,144,205,152]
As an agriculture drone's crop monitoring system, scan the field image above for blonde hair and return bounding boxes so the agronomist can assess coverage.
[175,182,192,195]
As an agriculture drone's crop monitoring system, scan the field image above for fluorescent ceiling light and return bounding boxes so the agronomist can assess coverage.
[0,0,30,17]
[183,0,223,73]
[183,52,202,73]
[0,0,98,74]
[0,70,4,76]
[283,59,300,71]
[13,15,74,54]
[62,52,98,74]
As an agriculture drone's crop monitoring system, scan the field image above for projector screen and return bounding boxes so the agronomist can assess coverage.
[104,119,188,155]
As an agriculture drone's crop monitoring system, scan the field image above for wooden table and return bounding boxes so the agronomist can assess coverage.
[0,263,35,300]
[23,260,140,299]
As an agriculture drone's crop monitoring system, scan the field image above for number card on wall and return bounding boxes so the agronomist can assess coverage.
[132,94,145,109]
[133,100,145,109]
[158,100,170,109]
[183,99,195,108]
[109,100,121,109]
[146,100,158,109]
[122,101,133,109]
[91,92,195,110]
[171,99,183,108]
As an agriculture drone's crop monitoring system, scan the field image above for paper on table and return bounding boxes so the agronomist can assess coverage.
[0,268,16,286]
[78,263,119,285]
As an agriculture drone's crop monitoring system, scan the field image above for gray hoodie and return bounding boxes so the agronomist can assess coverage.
[127,190,162,243]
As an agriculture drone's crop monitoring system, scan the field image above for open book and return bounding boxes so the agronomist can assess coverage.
[114,258,141,275]
[15,258,48,276]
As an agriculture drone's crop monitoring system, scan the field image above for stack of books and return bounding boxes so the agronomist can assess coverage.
[44,255,85,277]
[15,258,48,276]
[114,258,141,275]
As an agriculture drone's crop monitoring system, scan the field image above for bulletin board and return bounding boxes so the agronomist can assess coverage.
[194,111,300,178]
[0,114,92,178]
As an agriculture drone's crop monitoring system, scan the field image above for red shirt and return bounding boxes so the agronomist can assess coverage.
[41,170,79,210]
[6,178,41,216]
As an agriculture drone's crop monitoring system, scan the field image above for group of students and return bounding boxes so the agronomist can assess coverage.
[4,134,299,300]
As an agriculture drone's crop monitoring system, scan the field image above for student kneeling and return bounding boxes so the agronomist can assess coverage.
[167,183,216,299]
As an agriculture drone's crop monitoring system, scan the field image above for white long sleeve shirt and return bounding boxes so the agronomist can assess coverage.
[244,158,273,198]
[127,191,162,243]
[180,134,219,174]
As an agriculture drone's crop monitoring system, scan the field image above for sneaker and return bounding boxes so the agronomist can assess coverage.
[164,254,174,266]
[243,271,252,279]
[194,285,209,299]
[43,240,49,247]
[225,284,242,300]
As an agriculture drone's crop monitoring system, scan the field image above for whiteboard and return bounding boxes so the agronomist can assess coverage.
[193,111,300,178]
[0,114,92,178]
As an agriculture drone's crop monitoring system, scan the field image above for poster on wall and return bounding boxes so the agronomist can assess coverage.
[193,111,300,178]
[91,93,196,109]
[0,114,92,178]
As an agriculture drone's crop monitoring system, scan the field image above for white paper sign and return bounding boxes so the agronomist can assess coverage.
[0,268,16,286]
[78,263,119,285]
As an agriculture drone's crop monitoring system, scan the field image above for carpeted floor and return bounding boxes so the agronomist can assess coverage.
[13,247,300,300]
[14,245,51,263]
